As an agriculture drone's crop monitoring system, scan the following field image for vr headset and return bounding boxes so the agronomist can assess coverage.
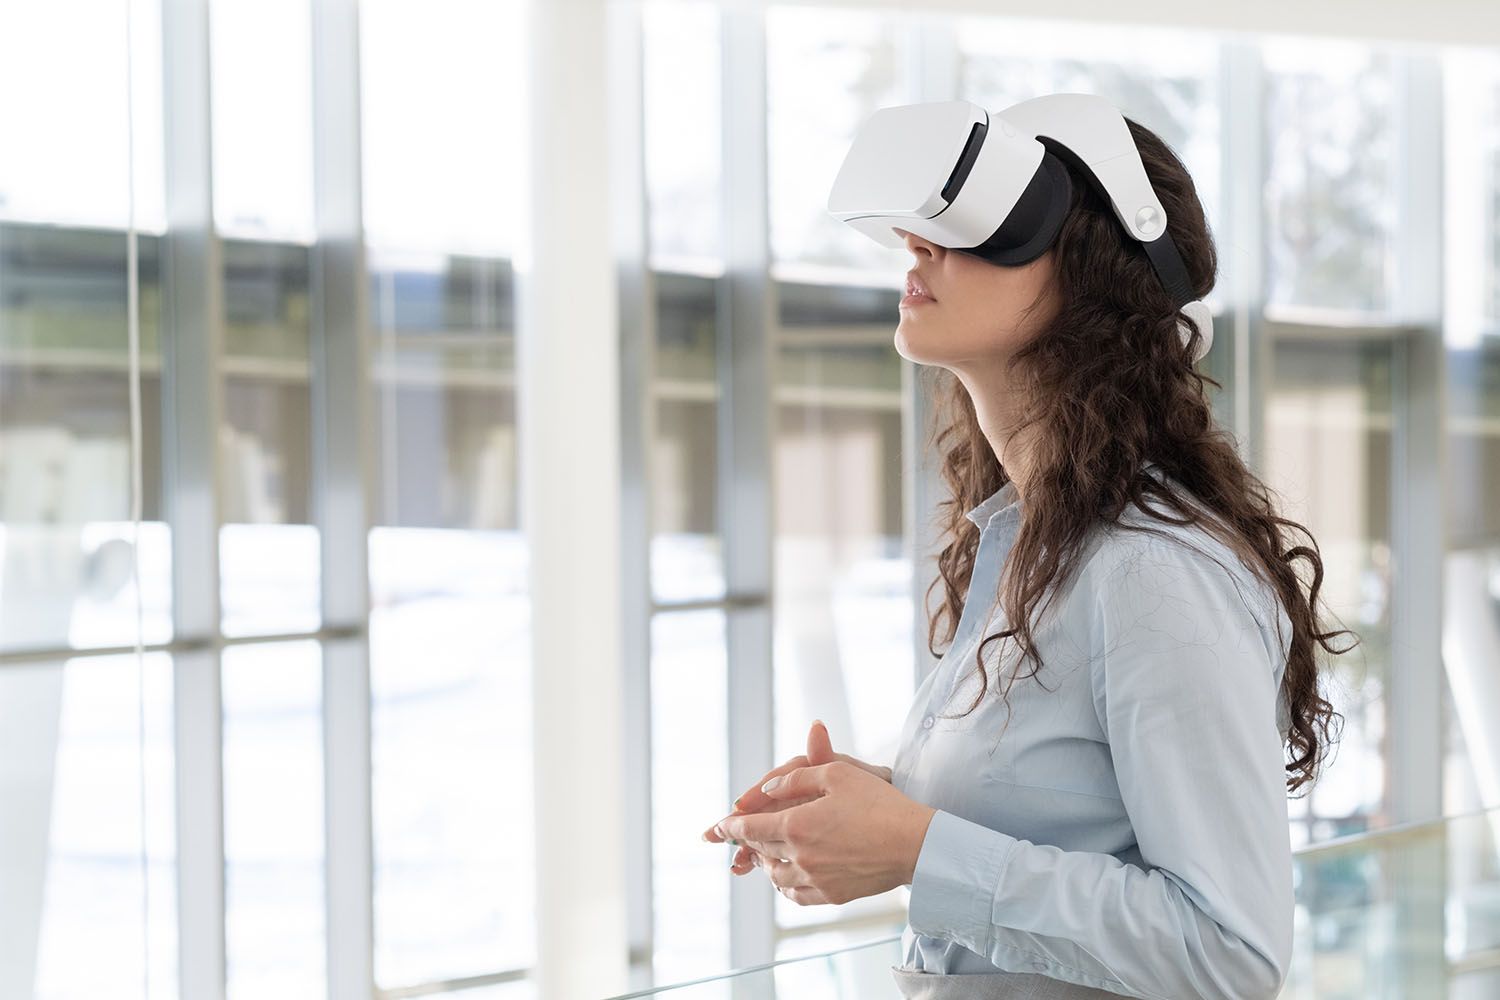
[826,93,1214,362]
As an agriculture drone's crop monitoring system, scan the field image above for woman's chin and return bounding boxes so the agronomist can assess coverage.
[893,328,914,363]
[894,325,947,366]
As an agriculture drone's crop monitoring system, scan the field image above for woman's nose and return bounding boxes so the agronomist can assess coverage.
[895,227,938,259]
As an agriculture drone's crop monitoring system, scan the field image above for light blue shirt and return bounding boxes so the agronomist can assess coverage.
[892,462,1295,1000]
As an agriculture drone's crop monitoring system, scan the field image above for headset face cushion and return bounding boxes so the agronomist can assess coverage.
[955,151,1074,267]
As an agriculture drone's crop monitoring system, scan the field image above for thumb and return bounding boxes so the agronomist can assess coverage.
[806,718,836,765]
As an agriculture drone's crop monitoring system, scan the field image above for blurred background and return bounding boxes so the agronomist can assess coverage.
[0,0,1497,998]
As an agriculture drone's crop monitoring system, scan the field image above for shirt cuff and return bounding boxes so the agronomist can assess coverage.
[906,808,1019,957]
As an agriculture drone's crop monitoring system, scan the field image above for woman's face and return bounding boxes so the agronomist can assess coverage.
[892,228,1059,371]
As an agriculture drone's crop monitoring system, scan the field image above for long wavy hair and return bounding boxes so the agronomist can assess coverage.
[922,116,1354,793]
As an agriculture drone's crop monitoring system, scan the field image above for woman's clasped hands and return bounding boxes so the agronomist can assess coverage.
[700,719,938,906]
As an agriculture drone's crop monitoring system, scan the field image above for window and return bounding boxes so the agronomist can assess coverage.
[222,642,324,998]
[1263,38,1397,315]
[1261,37,1404,842]
[767,6,913,272]
[1441,47,1500,819]
[360,3,529,987]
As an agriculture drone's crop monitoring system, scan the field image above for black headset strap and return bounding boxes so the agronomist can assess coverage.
[1140,230,1196,308]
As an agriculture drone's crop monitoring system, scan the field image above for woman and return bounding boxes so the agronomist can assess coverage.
[703,114,1353,999]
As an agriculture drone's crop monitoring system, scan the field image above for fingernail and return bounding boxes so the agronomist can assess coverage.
[714,825,724,838]
[728,838,738,845]
[761,776,783,793]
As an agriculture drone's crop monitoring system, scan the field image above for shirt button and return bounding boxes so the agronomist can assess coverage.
[922,715,934,729]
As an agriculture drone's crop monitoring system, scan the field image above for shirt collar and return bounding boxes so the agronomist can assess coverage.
[962,461,1164,529]
[964,479,1022,529]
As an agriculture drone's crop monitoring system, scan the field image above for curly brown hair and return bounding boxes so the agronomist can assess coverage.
[922,116,1355,794]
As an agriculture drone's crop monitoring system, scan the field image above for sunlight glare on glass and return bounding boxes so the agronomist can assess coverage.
[360,0,523,254]
[0,0,164,231]
[210,0,314,241]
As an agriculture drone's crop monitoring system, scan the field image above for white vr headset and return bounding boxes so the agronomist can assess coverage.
[826,93,1214,362]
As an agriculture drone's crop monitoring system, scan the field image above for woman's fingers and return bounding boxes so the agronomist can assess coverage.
[806,720,836,764]
[809,721,890,782]
[704,791,819,844]
[719,824,792,861]
[731,755,810,815]
[762,855,831,905]
[716,810,795,861]
[729,843,757,874]
[702,755,810,841]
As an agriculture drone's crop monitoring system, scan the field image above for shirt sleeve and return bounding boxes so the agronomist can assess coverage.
[905,533,1294,1000]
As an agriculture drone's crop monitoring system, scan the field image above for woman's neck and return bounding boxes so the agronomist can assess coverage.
[955,361,1037,503]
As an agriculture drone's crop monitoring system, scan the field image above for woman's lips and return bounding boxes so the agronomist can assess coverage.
[903,270,935,307]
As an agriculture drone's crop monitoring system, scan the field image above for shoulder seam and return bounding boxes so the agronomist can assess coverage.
[1086,520,1282,636]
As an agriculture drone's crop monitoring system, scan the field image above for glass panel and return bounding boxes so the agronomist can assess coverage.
[359,0,524,255]
[774,921,904,963]
[956,17,1222,307]
[366,249,526,987]
[369,527,532,988]
[643,0,722,269]
[651,609,730,987]
[0,225,172,652]
[0,16,170,993]
[1264,333,1392,844]
[771,280,911,931]
[222,641,325,998]
[367,254,516,531]
[0,654,176,1000]
[766,6,912,272]
[770,936,902,998]
[443,981,539,1000]
[212,0,318,640]
[219,239,319,638]
[1441,48,1500,820]
[1287,808,1500,997]
[609,807,1500,997]
[0,0,164,233]
[611,935,906,998]
[209,0,314,241]
[651,271,723,603]
[1263,38,1396,315]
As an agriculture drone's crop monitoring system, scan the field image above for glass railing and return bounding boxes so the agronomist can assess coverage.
[607,805,1500,999]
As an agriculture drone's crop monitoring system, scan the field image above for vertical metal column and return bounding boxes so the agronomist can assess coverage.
[309,1,375,996]
[523,0,631,996]
[903,359,945,689]
[1386,52,1446,826]
[159,0,226,996]
[906,20,957,688]
[719,4,777,973]
[609,0,659,988]
[1386,54,1451,960]
[1220,41,1269,467]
